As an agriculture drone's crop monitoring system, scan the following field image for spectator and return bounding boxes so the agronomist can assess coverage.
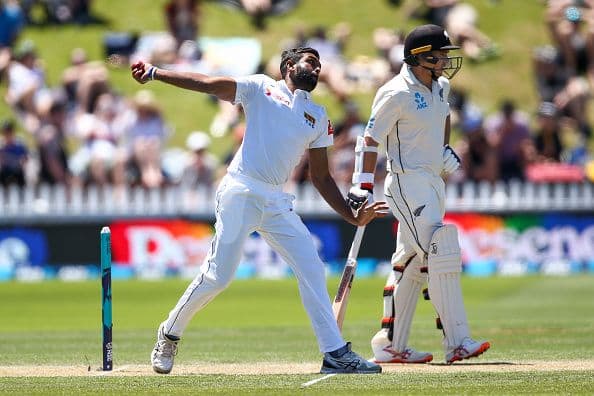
[545,0,594,78]
[329,101,362,187]
[532,101,564,162]
[229,0,300,30]
[484,100,532,181]
[0,0,25,48]
[0,46,10,84]
[240,0,271,29]
[458,114,499,183]
[180,130,219,189]
[365,27,405,85]
[532,45,591,138]
[524,103,586,183]
[61,48,110,113]
[533,45,568,103]
[448,87,484,132]
[409,0,457,27]
[119,90,169,188]
[164,0,201,49]
[21,0,94,25]
[5,40,45,121]
[304,24,353,102]
[69,93,124,187]
[333,101,364,150]
[0,119,28,187]
[124,138,169,189]
[61,47,90,109]
[124,90,168,146]
[410,1,499,62]
[36,100,70,185]
[444,2,500,62]
[148,33,179,67]
[552,76,591,138]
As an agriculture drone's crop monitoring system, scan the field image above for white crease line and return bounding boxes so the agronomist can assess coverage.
[300,373,336,388]
[300,357,377,388]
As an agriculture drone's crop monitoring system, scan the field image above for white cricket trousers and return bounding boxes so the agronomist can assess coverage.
[162,172,345,353]
[384,171,446,260]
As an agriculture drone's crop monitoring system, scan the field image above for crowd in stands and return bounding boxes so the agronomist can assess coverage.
[1,0,593,195]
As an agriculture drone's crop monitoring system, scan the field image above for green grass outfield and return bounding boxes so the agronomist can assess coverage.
[1,275,594,394]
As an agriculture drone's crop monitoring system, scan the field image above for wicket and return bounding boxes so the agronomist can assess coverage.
[100,226,113,371]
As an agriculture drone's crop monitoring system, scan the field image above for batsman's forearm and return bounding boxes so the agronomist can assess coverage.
[312,175,358,225]
[362,151,378,174]
[362,136,379,175]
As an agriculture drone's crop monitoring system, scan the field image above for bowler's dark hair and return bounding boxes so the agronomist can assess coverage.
[279,47,320,78]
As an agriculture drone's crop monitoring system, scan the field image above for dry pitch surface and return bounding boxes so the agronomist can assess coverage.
[2,360,594,377]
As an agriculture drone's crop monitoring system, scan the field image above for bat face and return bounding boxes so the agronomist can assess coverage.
[332,258,358,330]
[334,261,356,303]
[332,226,366,331]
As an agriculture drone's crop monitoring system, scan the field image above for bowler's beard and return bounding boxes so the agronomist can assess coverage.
[291,65,318,92]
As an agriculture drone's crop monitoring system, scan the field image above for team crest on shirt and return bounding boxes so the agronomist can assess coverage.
[304,112,316,128]
[415,92,428,110]
[264,86,290,106]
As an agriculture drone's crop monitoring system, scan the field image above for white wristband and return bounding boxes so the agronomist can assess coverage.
[352,172,374,184]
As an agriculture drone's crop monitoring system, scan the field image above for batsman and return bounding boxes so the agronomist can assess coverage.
[346,24,490,364]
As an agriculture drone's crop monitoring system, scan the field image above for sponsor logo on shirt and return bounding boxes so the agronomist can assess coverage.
[415,92,428,110]
[366,117,375,130]
[264,86,290,106]
[304,112,316,128]
[439,88,444,102]
[430,242,438,255]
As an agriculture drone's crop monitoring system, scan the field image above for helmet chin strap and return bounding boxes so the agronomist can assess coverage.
[420,65,441,80]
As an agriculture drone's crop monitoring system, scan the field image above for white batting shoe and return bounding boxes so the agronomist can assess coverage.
[446,337,490,364]
[371,329,433,363]
[151,323,179,374]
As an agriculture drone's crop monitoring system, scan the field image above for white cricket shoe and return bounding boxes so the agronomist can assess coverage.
[151,323,179,374]
[371,329,433,363]
[446,337,490,364]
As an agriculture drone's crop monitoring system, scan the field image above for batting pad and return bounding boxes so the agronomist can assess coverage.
[381,271,396,319]
[391,258,427,351]
[427,225,470,352]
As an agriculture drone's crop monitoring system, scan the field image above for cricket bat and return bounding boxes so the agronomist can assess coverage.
[332,225,366,330]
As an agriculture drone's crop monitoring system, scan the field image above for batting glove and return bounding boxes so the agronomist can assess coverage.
[346,185,373,211]
[442,144,461,174]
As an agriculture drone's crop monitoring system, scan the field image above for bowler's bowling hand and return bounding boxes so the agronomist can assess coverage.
[354,201,390,226]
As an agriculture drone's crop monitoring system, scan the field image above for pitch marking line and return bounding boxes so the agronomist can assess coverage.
[300,357,376,388]
[300,373,336,388]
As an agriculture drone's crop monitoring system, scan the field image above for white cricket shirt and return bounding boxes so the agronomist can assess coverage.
[229,74,333,185]
[365,65,450,176]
